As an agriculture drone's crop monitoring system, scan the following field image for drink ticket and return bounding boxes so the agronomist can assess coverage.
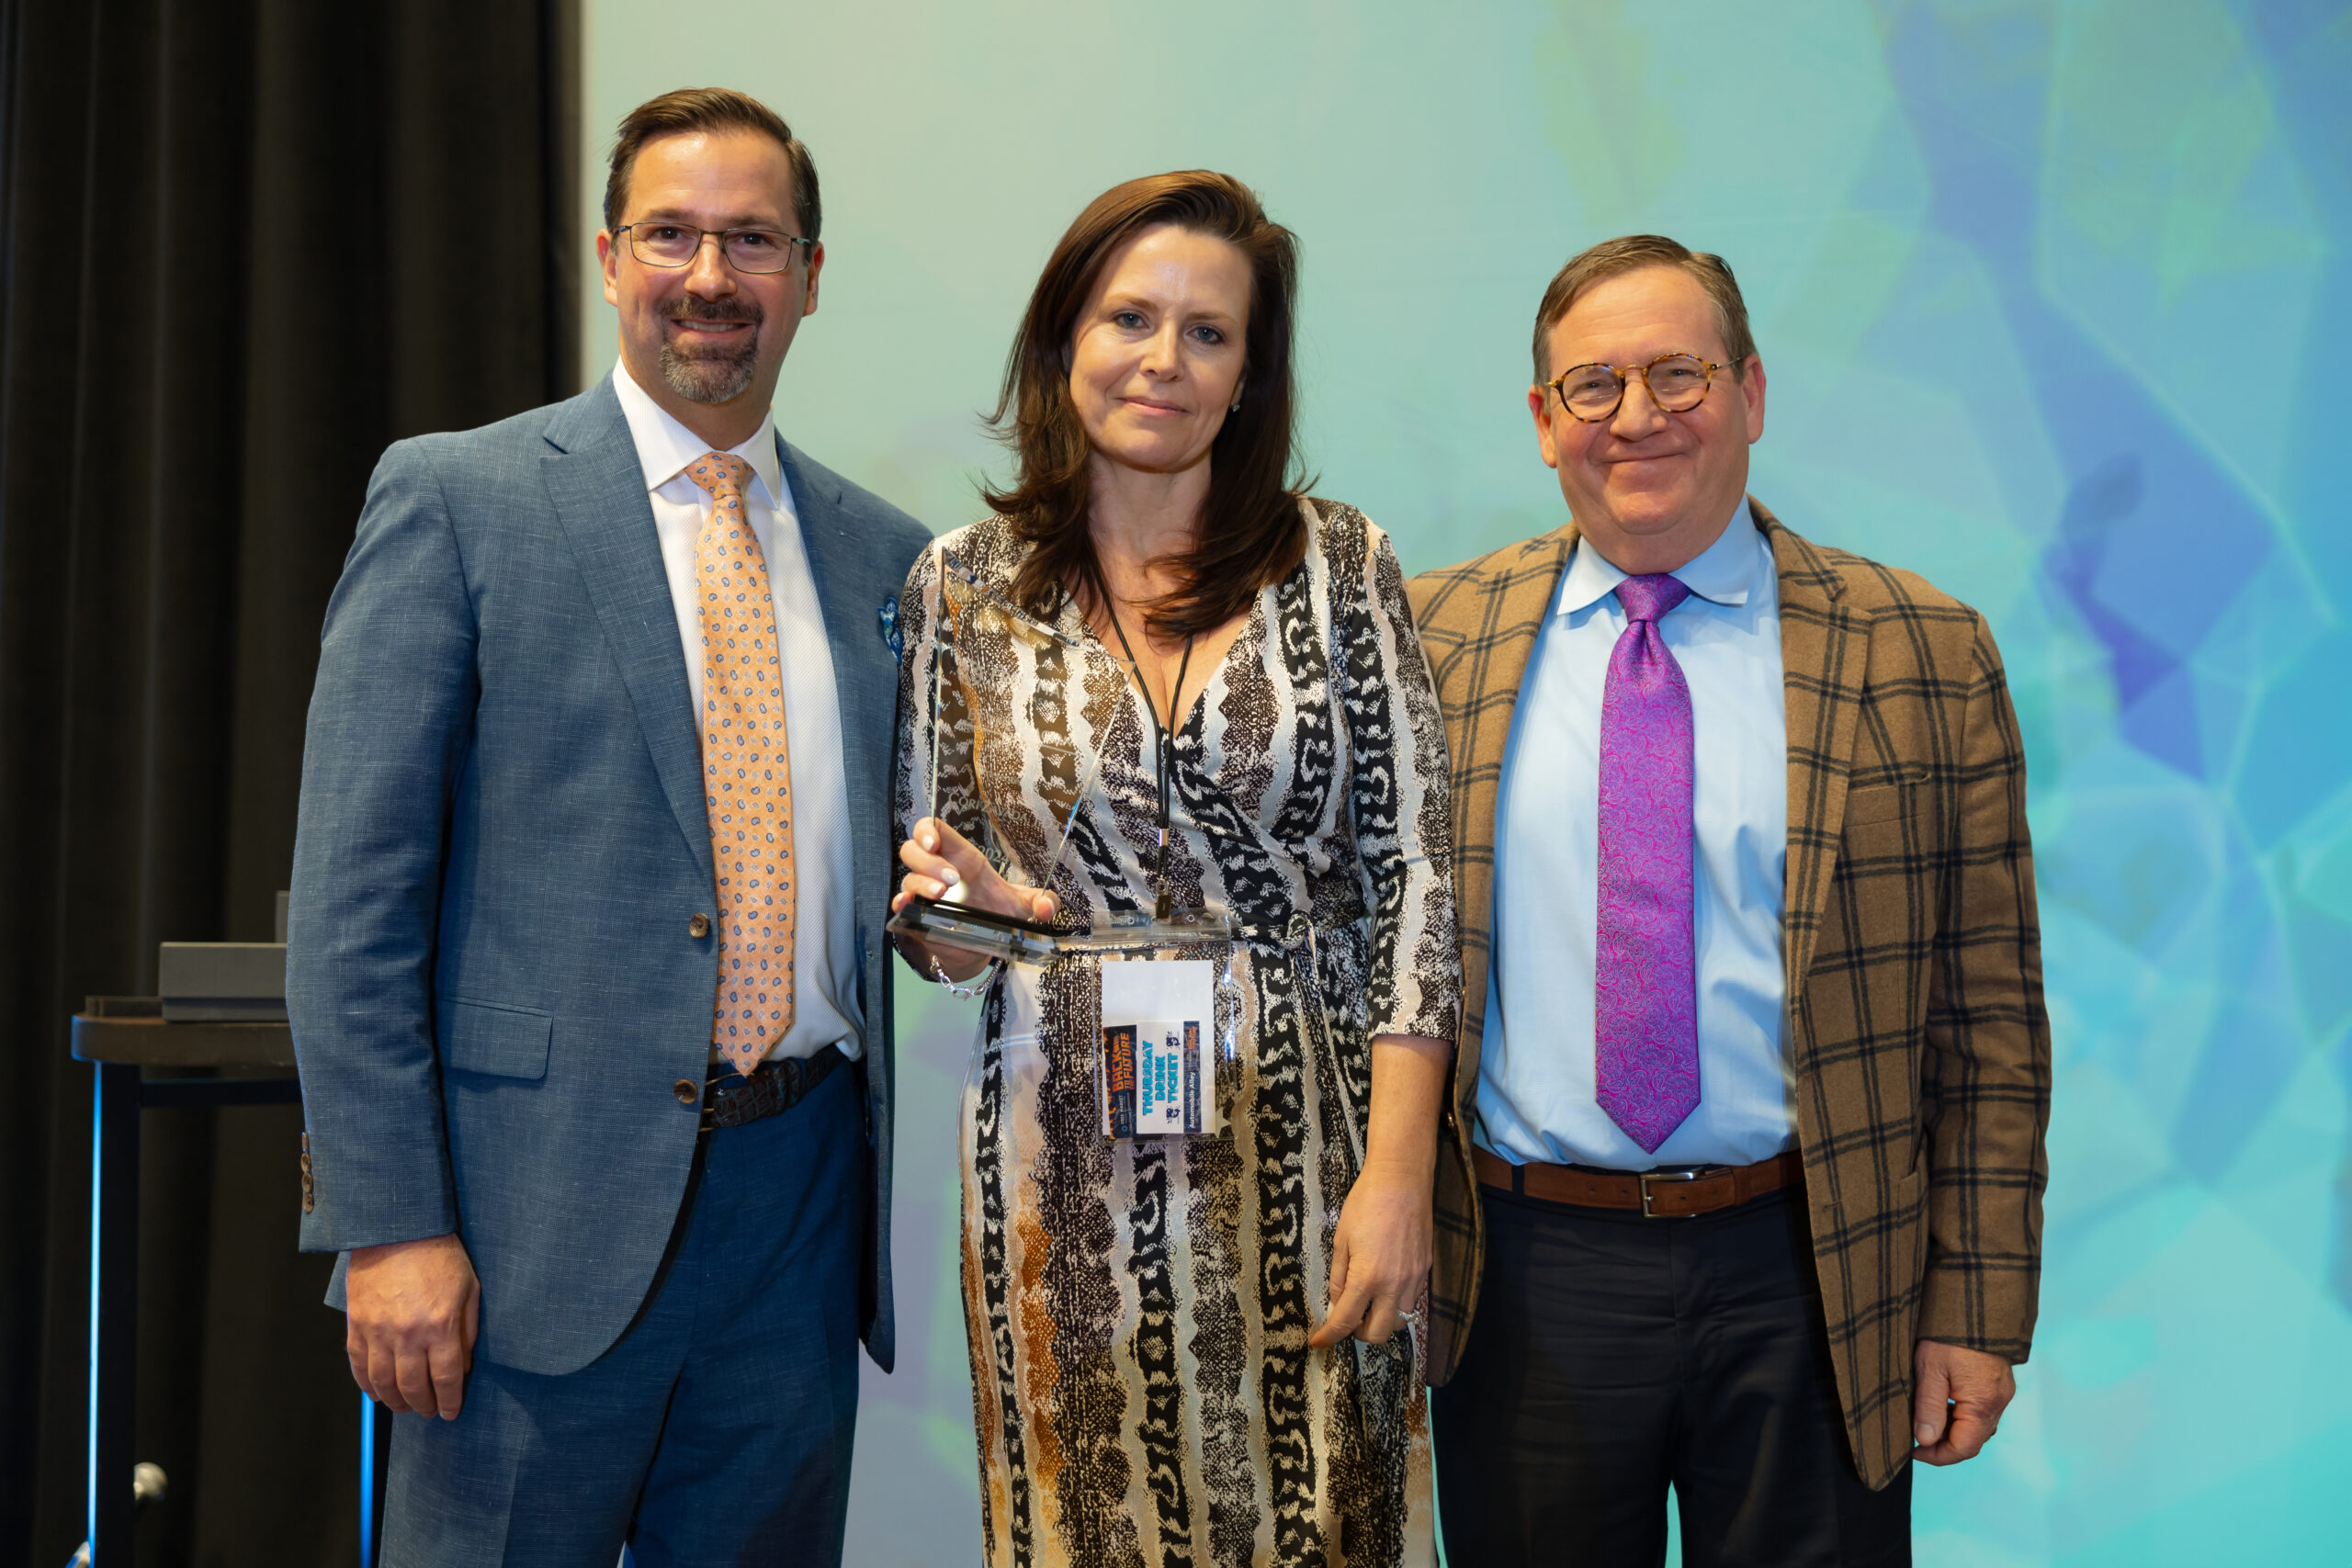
[1098,960,1216,1138]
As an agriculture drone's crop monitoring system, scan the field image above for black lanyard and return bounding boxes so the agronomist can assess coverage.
[1105,607,1193,922]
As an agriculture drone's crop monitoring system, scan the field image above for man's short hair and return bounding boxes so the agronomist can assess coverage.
[604,87,820,243]
[1530,234,1757,384]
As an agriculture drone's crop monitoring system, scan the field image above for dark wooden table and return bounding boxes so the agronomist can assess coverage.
[72,999,390,1566]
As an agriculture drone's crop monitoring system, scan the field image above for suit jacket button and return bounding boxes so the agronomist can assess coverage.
[688,913,711,939]
[673,1078,699,1106]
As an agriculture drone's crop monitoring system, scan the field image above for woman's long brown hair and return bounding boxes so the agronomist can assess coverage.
[982,171,1309,639]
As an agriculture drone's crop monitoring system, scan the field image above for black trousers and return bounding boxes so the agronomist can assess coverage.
[1430,1182,1910,1568]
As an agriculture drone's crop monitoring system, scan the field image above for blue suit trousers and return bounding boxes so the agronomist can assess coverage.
[381,1062,865,1568]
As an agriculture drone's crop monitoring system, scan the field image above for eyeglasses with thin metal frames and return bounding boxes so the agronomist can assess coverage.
[613,221,813,276]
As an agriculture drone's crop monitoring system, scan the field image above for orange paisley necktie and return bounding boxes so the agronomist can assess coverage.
[686,452,796,1076]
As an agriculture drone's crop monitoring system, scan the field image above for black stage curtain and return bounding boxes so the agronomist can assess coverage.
[0,1,578,1560]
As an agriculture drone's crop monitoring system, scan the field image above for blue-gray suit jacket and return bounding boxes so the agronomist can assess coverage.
[288,377,929,1377]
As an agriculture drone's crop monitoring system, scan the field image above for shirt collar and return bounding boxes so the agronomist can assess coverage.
[1556,496,1763,618]
[609,358,783,505]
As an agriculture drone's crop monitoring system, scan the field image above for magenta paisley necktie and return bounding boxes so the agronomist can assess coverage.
[1594,572,1699,1154]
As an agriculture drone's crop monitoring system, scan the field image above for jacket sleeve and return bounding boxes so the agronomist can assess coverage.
[1917,615,2052,1359]
[287,439,479,1254]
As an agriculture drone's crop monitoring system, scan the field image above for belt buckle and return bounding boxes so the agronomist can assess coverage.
[700,1063,757,1134]
[1639,1168,1700,1218]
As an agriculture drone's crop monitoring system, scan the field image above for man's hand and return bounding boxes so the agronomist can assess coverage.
[1913,1338,2016,1465]
[346,1233,481,1421]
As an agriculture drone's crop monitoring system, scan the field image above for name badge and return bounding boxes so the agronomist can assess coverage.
[1098,958,1221,1139]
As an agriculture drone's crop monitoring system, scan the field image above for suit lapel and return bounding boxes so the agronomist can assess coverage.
[1763,502,1869,1011]
[540,382,713,884]
[1442,524,1577,1088]
[778,437,868,712]
[779,438,889,952]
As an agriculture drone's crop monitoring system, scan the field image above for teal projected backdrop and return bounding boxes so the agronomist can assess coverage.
[581,4,2351,1562]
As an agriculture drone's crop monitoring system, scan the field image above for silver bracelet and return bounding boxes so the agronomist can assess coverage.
[928,954,1001,999]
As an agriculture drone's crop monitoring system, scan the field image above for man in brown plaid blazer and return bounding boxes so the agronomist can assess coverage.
[1408,236,2050,1566]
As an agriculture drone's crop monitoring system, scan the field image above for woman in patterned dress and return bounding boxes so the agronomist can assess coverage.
[890,171,1460,1568]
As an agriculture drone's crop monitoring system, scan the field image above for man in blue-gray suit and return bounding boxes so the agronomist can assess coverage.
[288,87,930,1565]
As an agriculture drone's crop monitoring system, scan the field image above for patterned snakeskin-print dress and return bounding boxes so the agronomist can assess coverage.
[893,500,1460,1568]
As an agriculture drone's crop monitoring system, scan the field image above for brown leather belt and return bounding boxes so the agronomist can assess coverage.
[1474,1145,1802,1218]
[701,1047,847,1134]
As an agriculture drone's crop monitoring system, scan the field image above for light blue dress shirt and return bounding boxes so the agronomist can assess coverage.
[1478,501,1795,1170]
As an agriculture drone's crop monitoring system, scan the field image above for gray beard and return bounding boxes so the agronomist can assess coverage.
[658,336,759,404]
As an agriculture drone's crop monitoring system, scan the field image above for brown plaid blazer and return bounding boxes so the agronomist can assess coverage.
[1406,500,2051,1488]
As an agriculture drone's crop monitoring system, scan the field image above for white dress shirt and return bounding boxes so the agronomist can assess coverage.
[611,362,861,1063]
[1479,502,1794,1168]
